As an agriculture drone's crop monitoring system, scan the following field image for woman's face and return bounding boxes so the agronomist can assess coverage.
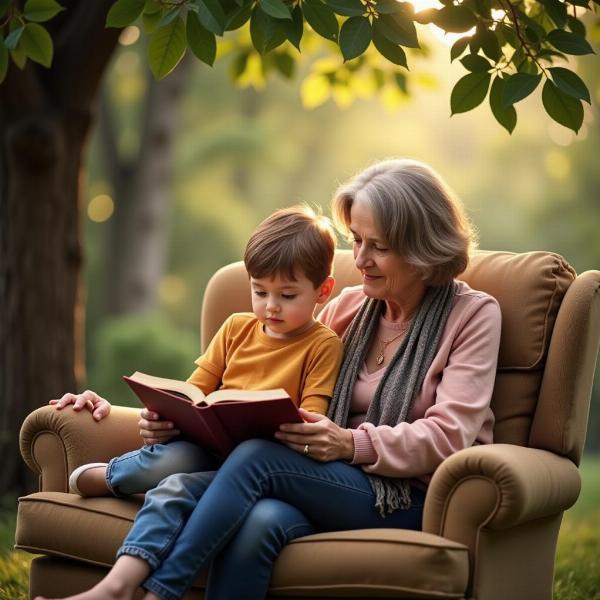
[349,199,424,303]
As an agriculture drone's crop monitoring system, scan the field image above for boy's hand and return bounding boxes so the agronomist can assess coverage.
[275,408,354,462]
[138,408,179,446]
[49,390,111,421]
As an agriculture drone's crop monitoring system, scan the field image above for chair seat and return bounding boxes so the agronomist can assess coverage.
[16,492,469,599]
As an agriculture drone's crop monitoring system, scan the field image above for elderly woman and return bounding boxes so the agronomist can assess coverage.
[40,159,501,600]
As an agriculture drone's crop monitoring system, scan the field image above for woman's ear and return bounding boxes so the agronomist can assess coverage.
[316,276,335,304]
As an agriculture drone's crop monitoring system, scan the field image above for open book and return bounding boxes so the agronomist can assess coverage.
[123,371,302,457]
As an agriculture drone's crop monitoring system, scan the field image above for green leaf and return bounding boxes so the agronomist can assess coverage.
[502,72,542,106]
[23,0,64,23]
[413,8,437,24]
[282,4,303,49]
[0,40,8,83]
[259,0,292,20]
[566,15,586,37]
[542,79,583,132]
[450,36,470,61]
[143,9,163,33]
[489,76,516,133]
[186,12,216,66]
[480,29,501,62]
[375,12,419,48]
[195,0,227,35]
[375,0,405,14]
[4,26,24,50]
[547,29,594,55]
[106,0,145,28]
[517,59,538,74]
[302,0,338,42]
[225,3,253,30]
[460,53,492,71]
[158,7,181,28]
[250,5,287,53]
[497,23,518,48]
[148,16,186,79]
[538,0,567,28]
[273,51,295,78]
[450,71,490,114]
[395,71,407,93]
[230,50,249,79]
[372,26,408,67]
[325,0,364,17]
[11,47,27,69]
[19,23,53,66]
[549,66,591,103]
[433,5,477,33]
[339,15,372,61]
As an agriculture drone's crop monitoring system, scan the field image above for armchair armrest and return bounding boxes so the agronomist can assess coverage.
[423,443,580,548]
[19,405,143,492]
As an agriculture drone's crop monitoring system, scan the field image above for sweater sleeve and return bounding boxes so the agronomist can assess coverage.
[355,296,502,479]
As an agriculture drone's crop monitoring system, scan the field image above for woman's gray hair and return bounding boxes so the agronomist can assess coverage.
[332,158,477,286]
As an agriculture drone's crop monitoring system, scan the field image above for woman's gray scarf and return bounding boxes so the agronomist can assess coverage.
[327,281,457,516]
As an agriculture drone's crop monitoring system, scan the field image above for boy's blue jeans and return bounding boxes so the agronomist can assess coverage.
[105,440,220,496]
[116,439,426,600]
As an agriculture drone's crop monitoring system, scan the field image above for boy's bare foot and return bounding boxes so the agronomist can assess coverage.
[33,578,134,600]
[69,463,110,497]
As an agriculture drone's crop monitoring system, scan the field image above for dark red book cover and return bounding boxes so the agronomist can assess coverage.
[123,376,302,456]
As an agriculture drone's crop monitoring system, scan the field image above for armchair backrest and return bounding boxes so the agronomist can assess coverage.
[201,250,600,465]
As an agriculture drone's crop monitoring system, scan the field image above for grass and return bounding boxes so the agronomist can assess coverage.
[1,457,600,600]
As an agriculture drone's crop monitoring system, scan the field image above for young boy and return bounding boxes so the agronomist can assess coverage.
[60,205,343,497]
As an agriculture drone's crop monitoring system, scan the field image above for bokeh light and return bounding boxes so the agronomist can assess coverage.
[88,194,114,223]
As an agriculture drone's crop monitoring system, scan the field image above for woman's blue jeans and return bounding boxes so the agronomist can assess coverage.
[105,440,220,496]
[117,439,425,600]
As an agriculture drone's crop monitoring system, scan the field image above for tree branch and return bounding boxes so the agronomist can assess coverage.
[49,0,121,111]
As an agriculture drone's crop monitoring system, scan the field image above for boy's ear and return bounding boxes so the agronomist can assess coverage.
[316,276,335,304]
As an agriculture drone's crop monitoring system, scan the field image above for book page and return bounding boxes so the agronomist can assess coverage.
[203,388,290,405]
[129,371,206,404]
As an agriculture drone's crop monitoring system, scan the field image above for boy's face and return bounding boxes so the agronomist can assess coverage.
[250,273,333,339]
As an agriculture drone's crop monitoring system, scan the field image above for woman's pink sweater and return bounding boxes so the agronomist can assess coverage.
[318,280,502,484]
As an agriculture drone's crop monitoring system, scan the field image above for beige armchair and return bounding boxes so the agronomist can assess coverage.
[16,250,600,600]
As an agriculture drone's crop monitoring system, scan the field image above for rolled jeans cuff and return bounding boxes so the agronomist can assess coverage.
[116,545,161,571]
[143,576,181,600]
[104,457,123,497]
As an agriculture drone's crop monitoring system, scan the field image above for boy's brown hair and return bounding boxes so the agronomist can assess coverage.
[244,205,336,288]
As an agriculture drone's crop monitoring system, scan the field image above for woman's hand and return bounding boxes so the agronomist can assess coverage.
[49,390,111,421]
[275,408,355,462]
[138,408,180,446]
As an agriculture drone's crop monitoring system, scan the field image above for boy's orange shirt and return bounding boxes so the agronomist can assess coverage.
[186,313,343,415]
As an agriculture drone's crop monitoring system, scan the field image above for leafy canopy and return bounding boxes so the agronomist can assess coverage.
[0,0,598,132]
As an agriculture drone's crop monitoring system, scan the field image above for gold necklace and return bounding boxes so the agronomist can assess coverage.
[375,331,406,365]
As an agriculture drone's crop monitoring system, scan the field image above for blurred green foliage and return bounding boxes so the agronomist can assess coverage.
[87,314,199,406]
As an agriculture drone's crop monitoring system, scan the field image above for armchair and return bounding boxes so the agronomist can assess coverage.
[16,250,600,600]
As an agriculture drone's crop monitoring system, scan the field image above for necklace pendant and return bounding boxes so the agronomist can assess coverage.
[376,354,384,365]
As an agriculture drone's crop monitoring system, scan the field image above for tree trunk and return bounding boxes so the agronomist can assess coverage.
[0,0,120,495]
[0,111,86,493]
[102,56,192,316]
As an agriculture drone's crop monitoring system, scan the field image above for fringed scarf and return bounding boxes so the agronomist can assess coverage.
[327,281,457,515]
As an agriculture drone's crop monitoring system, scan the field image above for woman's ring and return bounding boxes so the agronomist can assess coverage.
[303,444,310,456]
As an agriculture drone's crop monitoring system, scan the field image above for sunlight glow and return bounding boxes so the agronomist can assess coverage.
[88,195,114,223]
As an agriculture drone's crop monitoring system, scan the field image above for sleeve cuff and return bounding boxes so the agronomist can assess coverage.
[350,429,377,465]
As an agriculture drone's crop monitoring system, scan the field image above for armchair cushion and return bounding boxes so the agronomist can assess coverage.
[16,492,469,599]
